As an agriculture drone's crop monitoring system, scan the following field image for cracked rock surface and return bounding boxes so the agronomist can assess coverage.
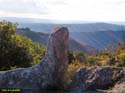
[0,27,69,90]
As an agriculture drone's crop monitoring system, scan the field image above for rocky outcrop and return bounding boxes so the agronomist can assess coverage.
[70,66,124,90]
[110,71,125,93]
[109,78,125,93]
[111,79,125,93]
[0,27,69,89]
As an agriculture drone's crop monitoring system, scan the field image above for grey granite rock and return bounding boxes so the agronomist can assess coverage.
[70,66,124,90]
[109,71,125,93]
[0,27,69,90]
[111,79,125,93]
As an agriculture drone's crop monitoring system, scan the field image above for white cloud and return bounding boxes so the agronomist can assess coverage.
[0,0,125,22]
[0,0,48,14]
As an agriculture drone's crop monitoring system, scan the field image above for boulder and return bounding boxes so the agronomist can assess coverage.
[110,71,125,93]
[111,79,125,93]
[0,27,69,90]
[70,66,124,90]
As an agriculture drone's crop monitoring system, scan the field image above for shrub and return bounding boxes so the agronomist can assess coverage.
[0,21,46,70]
[67,60,84,81]
[119,53,125,63]
[86,56,98,66]
[101,60,108,66]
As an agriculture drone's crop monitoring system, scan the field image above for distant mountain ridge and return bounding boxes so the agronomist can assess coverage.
[0,17,53,23]
[17,26,125,53]
[1,17,125,32]
[17,28,49,45]
[17,22,125,33]
[17,28,96,54]
[7,19,125,52]
[71,31,125,49]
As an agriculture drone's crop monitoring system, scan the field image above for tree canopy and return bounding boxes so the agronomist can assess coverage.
[0,21,46,70]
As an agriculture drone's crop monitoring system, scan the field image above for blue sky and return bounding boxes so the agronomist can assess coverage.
[0,0,125,22]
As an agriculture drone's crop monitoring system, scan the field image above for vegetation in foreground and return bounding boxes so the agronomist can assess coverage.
[68,43,125,81]
[0,21,125,83]
[0,21,124,92]
[0,21,46,71]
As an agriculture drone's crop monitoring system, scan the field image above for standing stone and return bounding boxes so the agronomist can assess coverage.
[0,27,69,90]
[39,27,69,89]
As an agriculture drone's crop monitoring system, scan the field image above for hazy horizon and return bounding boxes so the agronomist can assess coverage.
[0,0,125,22]
[1,17,125,25]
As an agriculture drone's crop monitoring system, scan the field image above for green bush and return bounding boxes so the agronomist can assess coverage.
[86,56,98,66]
[0,21,46,70]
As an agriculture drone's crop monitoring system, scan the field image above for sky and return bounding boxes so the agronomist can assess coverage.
[0,0,125,22]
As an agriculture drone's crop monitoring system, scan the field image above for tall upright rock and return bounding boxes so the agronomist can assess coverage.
[0,27,69,90]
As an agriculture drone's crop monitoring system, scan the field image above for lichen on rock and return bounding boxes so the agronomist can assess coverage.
[70,66,124,90]
[0,27,69,90]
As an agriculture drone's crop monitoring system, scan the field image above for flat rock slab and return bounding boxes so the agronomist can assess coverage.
[70,66,124,90]
[109,78,125,93]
